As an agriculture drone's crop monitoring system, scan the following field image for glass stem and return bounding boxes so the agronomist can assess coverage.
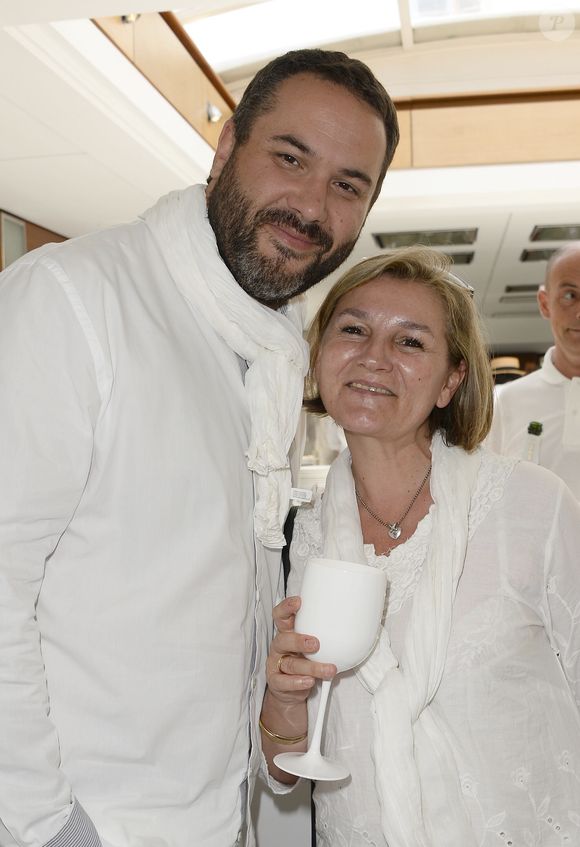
[309,679,332,757]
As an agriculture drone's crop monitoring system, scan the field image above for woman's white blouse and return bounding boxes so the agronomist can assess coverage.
[288,451,580,846]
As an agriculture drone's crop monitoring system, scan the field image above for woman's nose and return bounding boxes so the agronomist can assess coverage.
[360,338,393,371]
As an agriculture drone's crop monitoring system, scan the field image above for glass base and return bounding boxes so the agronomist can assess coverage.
[274,750,350,782]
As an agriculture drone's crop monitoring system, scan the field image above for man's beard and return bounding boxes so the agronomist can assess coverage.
[207,155,357,307]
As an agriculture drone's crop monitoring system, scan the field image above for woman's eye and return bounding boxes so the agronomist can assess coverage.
[400,336,424,349]
[340,324,364,335]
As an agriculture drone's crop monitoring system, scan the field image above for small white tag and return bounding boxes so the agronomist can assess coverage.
[290,487,312,504]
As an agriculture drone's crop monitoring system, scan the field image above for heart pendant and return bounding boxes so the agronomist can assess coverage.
[388,524,401,540]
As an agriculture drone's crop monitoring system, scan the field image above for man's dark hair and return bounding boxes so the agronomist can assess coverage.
[232,49,399,205]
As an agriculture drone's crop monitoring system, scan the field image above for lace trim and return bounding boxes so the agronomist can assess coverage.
[291,495,324,565]
[291,449,518,614]
[367,509,432,617]
[467,448,518,539]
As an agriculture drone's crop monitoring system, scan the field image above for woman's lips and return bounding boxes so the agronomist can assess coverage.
[348,381,395,396]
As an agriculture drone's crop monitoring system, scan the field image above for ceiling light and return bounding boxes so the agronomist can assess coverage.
[206,102,222,124]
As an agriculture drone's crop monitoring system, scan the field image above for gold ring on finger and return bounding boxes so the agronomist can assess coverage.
[277,653,291,674]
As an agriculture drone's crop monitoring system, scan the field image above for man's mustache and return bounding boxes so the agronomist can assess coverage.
[255,208,333,253]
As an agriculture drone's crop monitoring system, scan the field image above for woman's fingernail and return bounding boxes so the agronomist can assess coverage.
[304,638,318,650]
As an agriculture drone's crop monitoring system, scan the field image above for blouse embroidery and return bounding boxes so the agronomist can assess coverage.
[288,449,580,847]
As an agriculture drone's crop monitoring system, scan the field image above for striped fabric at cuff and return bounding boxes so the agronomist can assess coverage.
[44,800,101,847]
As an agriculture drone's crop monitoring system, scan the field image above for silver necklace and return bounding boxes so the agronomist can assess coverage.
[355,464,432,541]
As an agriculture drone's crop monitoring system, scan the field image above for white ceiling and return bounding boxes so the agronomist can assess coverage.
[1,1,579,352]
[0,16,213,235]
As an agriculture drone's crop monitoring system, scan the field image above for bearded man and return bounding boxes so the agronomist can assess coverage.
[0,49,398,847]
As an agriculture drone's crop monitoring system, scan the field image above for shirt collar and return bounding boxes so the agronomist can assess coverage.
[541,346,571,385]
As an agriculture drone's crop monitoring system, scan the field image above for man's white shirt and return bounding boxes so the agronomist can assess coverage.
[488,347,580,499]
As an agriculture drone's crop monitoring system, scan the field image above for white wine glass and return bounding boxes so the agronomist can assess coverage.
[274,556,387,781]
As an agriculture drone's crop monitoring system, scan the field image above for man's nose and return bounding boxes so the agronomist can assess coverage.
[288,176,329,224]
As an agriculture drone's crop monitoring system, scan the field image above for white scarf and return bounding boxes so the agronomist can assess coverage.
[321,432,482,845]
[142,184,309,548]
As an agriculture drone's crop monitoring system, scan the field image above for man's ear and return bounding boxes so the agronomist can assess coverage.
[537,286,550,320]
[207,119,236,187]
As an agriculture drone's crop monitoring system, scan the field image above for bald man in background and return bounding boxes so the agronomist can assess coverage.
[488,242,580,499]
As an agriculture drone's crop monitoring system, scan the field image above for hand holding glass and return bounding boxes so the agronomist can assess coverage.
[274,557,387,781]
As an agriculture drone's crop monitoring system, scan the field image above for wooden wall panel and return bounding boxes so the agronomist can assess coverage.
[389,107,412,170]
[26,221,66,252]
[411,97,580,168]
[199,75,230,148]
[0,213,66,270]
[95,15,134,60]
[134,14,207,133]
[93,16,579,172]
[95,14,232,148]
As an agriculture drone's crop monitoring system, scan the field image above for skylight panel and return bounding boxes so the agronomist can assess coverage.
[183,0,400,73]
[410,0,580,25]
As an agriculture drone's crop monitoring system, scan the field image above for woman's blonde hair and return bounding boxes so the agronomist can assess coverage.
[305,246,494,451]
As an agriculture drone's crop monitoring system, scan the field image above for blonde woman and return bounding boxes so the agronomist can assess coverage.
[261,246,580,846]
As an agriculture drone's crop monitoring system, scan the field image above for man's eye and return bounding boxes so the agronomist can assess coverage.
[278,153,300,166]
[336,181,357,195]
[562,290,577,302]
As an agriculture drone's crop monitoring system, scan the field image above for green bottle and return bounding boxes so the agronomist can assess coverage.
[526,421,543,463]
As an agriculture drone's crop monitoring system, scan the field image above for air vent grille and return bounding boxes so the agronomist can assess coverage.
[373,227,477,249]
[530,224,580,242]
[520,248,557,262]
[499,294,537,304]
[504,284,539,293]
[490,311,542,319]
[443,251,474,265]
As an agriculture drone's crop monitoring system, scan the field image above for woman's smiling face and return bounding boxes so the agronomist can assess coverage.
[315,274,465,445]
